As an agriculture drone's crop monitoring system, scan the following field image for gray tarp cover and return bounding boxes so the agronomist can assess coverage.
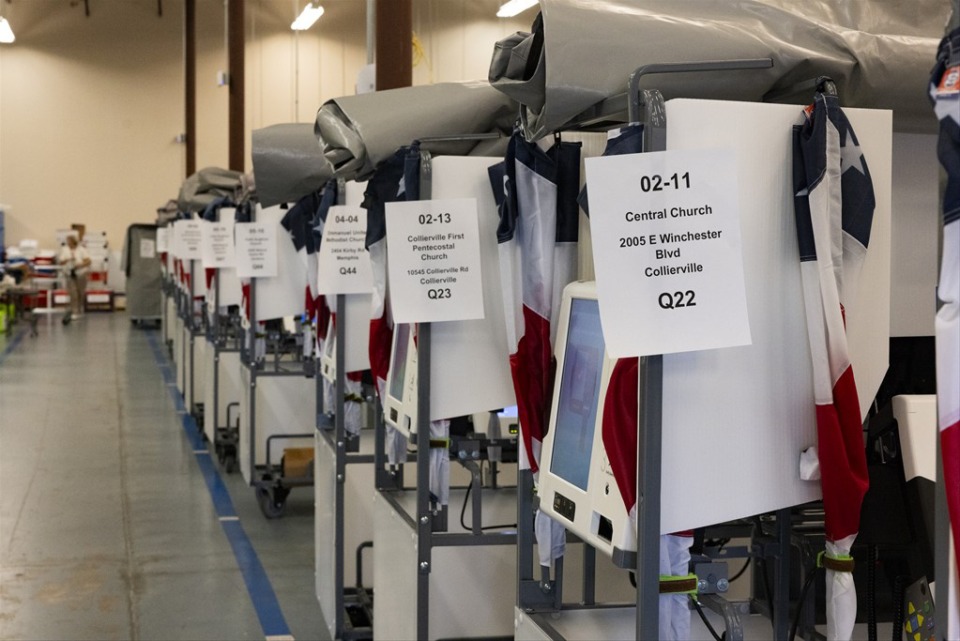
[489,0,951,139]
[177,167,244,212]
[314,80,517,180]
[251,124,333,208]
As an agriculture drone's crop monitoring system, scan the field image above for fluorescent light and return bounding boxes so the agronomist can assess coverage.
[496,0,538,18]
[291,3,324,31]
[0,17,15,44]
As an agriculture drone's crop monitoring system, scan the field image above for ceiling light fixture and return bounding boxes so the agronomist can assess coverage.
[291,3,324,31]
[496,0,538,18]
[0,17,15,44]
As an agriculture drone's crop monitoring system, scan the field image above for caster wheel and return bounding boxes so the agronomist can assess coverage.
[256,486,286,519]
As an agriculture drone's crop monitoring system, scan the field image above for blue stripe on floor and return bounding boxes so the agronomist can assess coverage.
[146,330,292,639]
[0,327,27,366]
[221,520,293,636]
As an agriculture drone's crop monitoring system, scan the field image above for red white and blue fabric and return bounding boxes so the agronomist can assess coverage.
[489,130,580,568]
[233,202,258,324]
[281,189,326,322]
[312,184,336,341]
[489,130,581,474]
[310,181,364,422]
[362,147,412,465]
[931,27,960,633]
[793,88,874,641]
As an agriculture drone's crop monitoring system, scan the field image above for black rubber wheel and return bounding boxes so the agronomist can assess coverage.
[256,486,285,519]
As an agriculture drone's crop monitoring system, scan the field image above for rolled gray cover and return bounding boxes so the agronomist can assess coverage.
[178,167,244,213]
[252,124,333,208]
[489,0,950,139]
[314,80,517,180]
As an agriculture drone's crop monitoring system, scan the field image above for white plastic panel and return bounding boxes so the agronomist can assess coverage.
[893,394,937,483]
[315,431,337,639]
[315,430,377,638]
[219,351,243,436]
[659,100,892,533]
[185,336,207,414]
[212,267,243,309]
[373,489,518,640]
[175,321,186,395]
[189,259,207,299]
[202,344,217,444]
[373,492,418,641]
[345,180,367,206]
[163,295,176,345]
[238,369,314,485]
[252,205,309,322]
[202,348,243,445]
[421,156,516,421]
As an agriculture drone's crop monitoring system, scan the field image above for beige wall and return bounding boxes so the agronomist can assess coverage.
[0,0,536,251]
[412,0,531,86]
[0,0,185,250]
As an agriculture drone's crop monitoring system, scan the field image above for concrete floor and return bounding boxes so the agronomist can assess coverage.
[0,313,327,641]
[0,313,912,641]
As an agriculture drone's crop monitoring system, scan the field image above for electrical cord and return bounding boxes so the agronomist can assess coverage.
[691,595,725,641]
[729,557,751,582]
[788,566,821,641]
[867,545,878,641]
[758,556,775,631]
[459,479,516,531]
[705,537,731,552]
[891,575,906,641]
[752,516,776,632]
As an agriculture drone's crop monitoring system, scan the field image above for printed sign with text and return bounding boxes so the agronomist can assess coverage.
[178,220,203,261]
[584,147,751,357]
[170,221,182,258]
[317,205,373,294]
[234,222,278,278]
[201,221,237,269]
[156,227,169,253]
[139,238,156,259]
[385,198,485,323]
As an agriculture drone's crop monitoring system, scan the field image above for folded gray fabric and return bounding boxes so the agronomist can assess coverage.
[178,167,244,213]
[490,0,950,140]
[314,80,517,180]
[252,124,333,208]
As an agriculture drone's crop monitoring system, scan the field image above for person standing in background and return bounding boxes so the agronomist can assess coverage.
[58,235,91,323]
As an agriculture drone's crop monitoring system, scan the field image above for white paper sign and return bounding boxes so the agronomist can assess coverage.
[317,206,373,294]
[139,238,156,259]
[235,222,278,278]
[585,147,751,357]
[202,221,236,269]
[156,227,169,253]
[179,220,203,260]
[385,198,485,323]
[170,221,181,257]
